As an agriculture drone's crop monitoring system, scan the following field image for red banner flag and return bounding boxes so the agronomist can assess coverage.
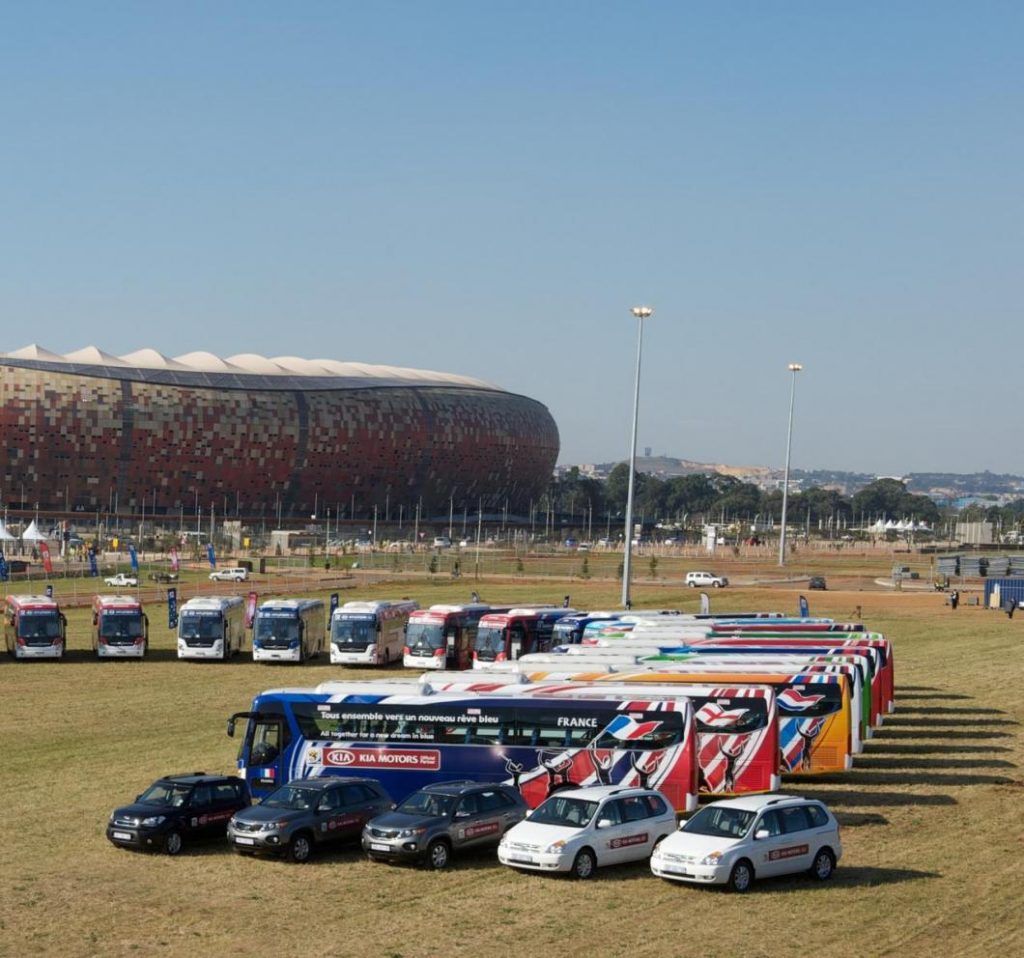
[170,547,180,572]
[245,591,258,628]
[39,541,54,575]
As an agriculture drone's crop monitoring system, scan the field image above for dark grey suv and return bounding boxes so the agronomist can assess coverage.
[362,781,528,869]
[228,777,392,863]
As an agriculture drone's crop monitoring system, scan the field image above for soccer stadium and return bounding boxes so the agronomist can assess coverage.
[0,345,560,519]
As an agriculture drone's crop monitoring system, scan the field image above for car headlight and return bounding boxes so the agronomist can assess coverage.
[699,851,723,866]
[141,816,166,827]
[544,839,567,854]
[397,827,427,839]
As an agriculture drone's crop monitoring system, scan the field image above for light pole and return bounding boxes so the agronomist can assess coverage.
[622,305,652,608]
[778,362,803,566]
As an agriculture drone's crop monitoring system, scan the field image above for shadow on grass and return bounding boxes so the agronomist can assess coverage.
[897,692,974,701]
[867,742,1012,755]
[794,788,956,808]
[876,728,1013,740]
[853,755,1017,772]
[894,706,1006,716]
[882,716,1019,728]
[830,865,940,888]
[807,769,1016,788]
[833,811,889,827]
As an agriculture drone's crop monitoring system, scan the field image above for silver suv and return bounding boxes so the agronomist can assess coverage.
[685,571,728,588]
[362,781,528,869]
[651,794,842,892]
[228,777,392,862]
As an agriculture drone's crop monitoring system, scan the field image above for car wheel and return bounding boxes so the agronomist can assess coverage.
[688,582,696,588]
[810,847,835,881]
[713,581,722,588]
[426,839,451,870]
[728,859,754,892]
[164,830,183,856]
[571,848,596,880]
[288,833,313,863]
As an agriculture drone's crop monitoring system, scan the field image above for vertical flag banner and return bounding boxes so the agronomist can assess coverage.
[563,594,570,608]
[169,547,180,572]
[245,591,258,628]
[128,544,139,572]
[0,550,8,582]
[700,592,710,615]
[88,547,99,577]
[207,544,216,569]
[799,595,809,618]
[39,541,54,575]
[330,592,340,616]
[167,588,178,629]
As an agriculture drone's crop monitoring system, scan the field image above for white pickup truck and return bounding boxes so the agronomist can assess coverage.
[104,573,139,587]
[209,567,248,582]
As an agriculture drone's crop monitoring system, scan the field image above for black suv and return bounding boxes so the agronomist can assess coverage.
[107,773,250,855]
[227,777,392,862]
[362,781,528,869]
[808,576,827,591]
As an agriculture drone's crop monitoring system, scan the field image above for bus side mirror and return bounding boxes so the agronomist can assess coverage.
[227,719,236,738]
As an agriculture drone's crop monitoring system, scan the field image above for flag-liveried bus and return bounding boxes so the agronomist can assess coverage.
[227,682,699,811]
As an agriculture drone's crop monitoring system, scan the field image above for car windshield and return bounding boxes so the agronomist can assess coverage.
[138,782,193,807]
[261,784,317,810]
[528,795,599,828]
[397,791,455,817]
[405,622,443,652]
[681,805,755,838]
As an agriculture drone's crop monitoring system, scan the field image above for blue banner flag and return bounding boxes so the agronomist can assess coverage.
[207,544,216,569]
[128,543,139,572]
[0,551,8,582]
[330,592,340,615]
[88,547,99,577]
[799,595,809,618]
[167,588,178,629]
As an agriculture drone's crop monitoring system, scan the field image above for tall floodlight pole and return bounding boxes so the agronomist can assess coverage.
[778,362,803,566]
[622,306,652,608]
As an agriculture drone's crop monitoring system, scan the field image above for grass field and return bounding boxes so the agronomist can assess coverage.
[2,553,1021,958]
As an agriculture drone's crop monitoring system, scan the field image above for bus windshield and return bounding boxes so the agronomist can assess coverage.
[99,613,143,639]
[405,622,443,652]
[474,626,506,655]
[682,804,755,838]
[332,616,375,648]
[179,611,223,639]
[529,795,599,827]
[255,616,300,642]
[17,612,61,639]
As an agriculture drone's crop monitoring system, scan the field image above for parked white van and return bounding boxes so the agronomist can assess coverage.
[177,595,246,660]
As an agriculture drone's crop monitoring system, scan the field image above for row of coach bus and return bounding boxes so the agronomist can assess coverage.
[226,609,894,810]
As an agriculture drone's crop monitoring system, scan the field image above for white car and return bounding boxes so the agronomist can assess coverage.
[650,794,842,892]
[209,567,248,582]
[685,571,728,588]
[498,786,676,880]
[104,573,138,587]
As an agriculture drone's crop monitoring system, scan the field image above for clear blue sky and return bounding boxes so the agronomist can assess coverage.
[2,2,1021,475]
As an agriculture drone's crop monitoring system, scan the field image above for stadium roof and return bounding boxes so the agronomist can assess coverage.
[1,344,499,392]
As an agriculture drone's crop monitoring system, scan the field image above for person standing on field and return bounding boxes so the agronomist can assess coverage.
[949,589,959,610]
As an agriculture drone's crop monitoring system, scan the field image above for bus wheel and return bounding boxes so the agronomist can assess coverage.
[571,848,596,880]
[728,859,754,893]
[426,839,451,870]
[809,848,835,882]
[164,830,183,856]
[288,833,313,863]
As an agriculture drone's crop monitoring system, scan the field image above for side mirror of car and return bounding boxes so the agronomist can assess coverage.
[596,818,613,830]
[754,829,770,841]
[454,810,470,819]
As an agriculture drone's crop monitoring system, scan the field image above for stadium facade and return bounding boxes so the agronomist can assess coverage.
[0,345,559,520]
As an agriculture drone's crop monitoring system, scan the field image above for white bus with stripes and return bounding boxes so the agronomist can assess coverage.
[177,595,246,661]
[330,599,419,666]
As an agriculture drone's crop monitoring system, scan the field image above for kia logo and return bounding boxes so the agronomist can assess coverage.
[324,749,356,767]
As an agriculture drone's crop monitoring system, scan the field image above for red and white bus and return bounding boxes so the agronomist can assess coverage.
[403,604,497,670]
[471,608,575,668]
[92,594,149,659]
[4,594,67,660]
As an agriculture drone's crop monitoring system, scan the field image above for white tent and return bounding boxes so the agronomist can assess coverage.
[0,520,15,541]
[21,520,48,541]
